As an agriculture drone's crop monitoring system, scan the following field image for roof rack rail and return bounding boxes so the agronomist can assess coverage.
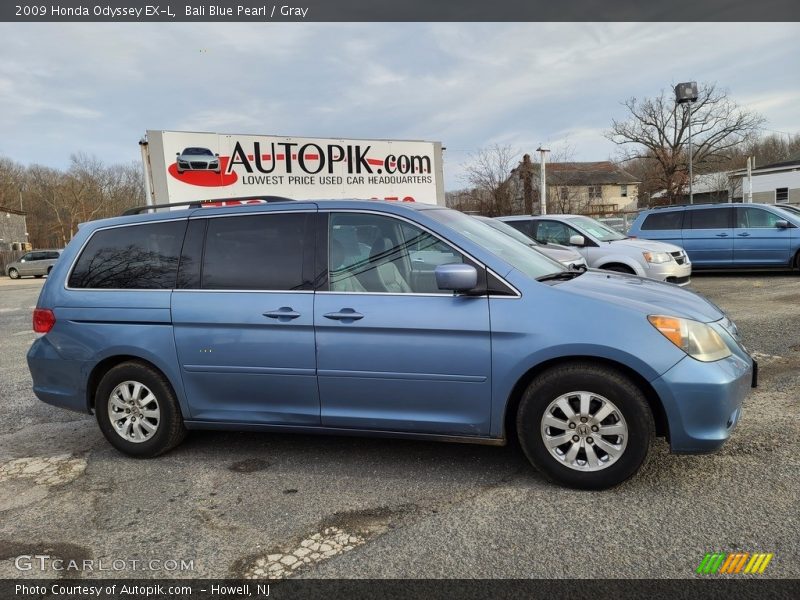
[122,196,294,216]
[651,202,727,210]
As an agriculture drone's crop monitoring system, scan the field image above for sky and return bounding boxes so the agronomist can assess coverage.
[0,22,798,190]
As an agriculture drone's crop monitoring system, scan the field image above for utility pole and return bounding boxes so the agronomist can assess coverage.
[675,82,698,204]
[536,146,550,215]
[746,156,753,203]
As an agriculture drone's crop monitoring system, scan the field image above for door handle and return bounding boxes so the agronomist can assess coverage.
[737,232,750,237]
[715,233,729,237]
[263,307,301,320]
[324,309,364,321]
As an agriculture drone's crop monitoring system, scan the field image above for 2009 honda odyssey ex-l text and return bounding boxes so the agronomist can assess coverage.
[28,200,755,489]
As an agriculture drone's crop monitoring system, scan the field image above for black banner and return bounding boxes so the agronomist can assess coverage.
[2,0,800,22]
[2,579,799,600]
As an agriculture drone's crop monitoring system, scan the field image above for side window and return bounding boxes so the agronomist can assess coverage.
[535,221,573,245]
[776,188,788,203]
[737,207,783,229]
[688,208,731,229]
[328,213,465,294]
[641,211,684,230]
[46,252,60,260]
[69,221,186,289]
[29,252,45,261]
[202,213,309,290]
[20,253,33,262]
[506,220,535,239]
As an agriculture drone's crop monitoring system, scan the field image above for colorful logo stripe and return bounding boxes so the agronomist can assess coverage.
[697,552,773,574]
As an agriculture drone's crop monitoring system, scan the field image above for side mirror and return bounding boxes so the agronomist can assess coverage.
[176,152,180,156]
[215,153,220,157]
[569,234,585,246]
[776,220,789,229]
[435,263,477,292]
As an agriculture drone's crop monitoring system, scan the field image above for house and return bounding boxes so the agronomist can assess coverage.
[729,156,800,205]
[0,207,28,251]
[649,172,742,205]
[511,158,640,216]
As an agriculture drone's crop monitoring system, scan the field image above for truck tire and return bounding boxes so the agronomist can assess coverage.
[95,361,187,458]
[516,362,654,490]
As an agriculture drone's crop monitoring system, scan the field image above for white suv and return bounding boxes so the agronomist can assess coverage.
[497,214,691,285]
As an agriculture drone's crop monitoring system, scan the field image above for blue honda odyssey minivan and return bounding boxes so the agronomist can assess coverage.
[628,203,800,269]
[28,200,755,489]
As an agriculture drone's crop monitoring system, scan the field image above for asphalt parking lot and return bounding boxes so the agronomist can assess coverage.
[0,273,798,579]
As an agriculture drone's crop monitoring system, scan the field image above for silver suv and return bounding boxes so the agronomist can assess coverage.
[6,250,62,279]
[497,215,691,285]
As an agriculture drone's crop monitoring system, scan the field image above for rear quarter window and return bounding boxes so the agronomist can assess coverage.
[641,211,684,230]
[68,220,187,289]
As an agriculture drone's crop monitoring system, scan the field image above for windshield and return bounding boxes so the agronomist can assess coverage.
[476,217,542,247]
[568,216,627,241]
[774,204,800,216]
[428,209,564,280]
[183,147,213,155]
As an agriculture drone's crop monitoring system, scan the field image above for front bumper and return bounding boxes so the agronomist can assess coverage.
[651,351,753,454]
[647,259,692,286]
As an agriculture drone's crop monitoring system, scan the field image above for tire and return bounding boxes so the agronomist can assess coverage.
[601,264,635,274]
[516,362,654,490]
[8,268,20,279]
[95,361,187,458]
[34,274,43,278]
[47,267,53,276]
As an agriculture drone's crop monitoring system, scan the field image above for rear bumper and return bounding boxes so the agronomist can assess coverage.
[651,352,753,454]
[27,337,90,414]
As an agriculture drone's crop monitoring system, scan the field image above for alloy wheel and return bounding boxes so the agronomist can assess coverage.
[108,380,161,443]
[540,391,628,471]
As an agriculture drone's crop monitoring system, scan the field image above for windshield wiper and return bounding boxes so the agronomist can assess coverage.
[536,270,583,282]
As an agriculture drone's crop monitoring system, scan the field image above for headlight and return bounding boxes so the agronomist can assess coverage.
[643,251,672,264]
[648,315,731,362]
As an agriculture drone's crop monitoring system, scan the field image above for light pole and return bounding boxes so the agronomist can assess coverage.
[675,82,698,204]
[536,146,550,215]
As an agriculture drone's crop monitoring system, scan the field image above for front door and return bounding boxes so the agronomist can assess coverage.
[681,206,733,267]
[172,210,320,424]
[314,211,493,436]
[734,206,792,266]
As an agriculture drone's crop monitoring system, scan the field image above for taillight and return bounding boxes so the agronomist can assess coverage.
[33,308,56,334]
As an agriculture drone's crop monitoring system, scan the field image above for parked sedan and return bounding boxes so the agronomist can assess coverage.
[6,250,61,279]
[175,147,220,174]
[474,216,587,270]
[497,214,692,285]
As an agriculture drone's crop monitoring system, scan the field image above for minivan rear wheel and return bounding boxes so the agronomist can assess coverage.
[8,268,19,279]
[95,361,186,457]
[516,362,653,489]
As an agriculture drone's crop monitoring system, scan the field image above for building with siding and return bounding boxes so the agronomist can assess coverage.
[0,207,28,251]
[511,159,640,216]
[730,157,800,205]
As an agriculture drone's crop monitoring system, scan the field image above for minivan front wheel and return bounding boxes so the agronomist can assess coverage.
[95,362,186,457]
[8,268,20,279]
[516,362,653,489]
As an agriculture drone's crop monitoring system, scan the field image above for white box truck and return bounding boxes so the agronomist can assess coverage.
[140,130,445,208]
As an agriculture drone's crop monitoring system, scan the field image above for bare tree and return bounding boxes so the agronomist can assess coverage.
[460,144,520,216]
[607,83,764,203]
